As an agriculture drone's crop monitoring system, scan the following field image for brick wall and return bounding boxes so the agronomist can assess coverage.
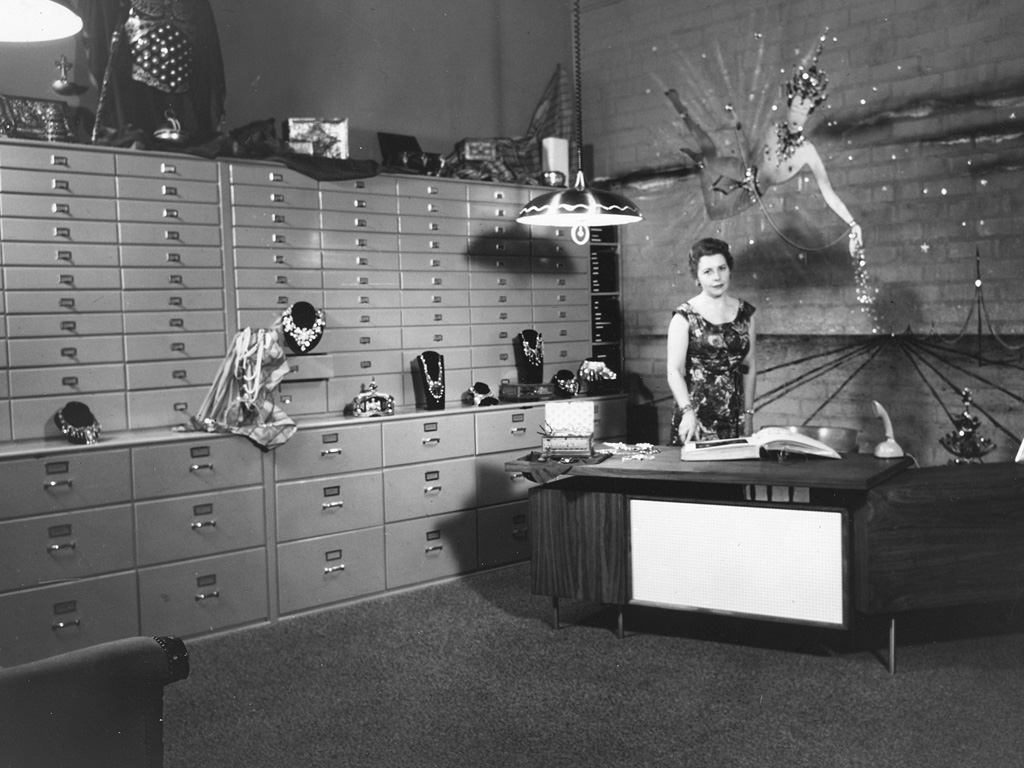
[579,0,1024,464]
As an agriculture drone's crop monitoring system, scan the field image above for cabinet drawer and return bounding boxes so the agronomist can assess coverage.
[466,183,529,204]
[10,392,128,442]
[383,456,477,522]
[0,168,116,197]
[382,412,474,466]
[7,312,124,338]
[475,407,545,454]
[531,238,589,259]
[476,449,536,505]
[321,269,400,290]
[477,500,530,568]
[121,266,224,291]
[116,176,219,203]
[323,250,400,272]
[136,486,265,566]
[319,326,402,353]
[470,343,514,371]
[235,287,323,311]
[0,242,118,267]
[326,308,402,329]
[9,363,125,398]
[0,193,117,220]
[232,205,321,229]
[321,210,399,234]
[0,144,115,174]
[0,449,131,520]
[399,307,471,327]
[469,305,533,326]
[467,215,531,240]
[322,289,401,310]
[233,247,322,271]
[332,349,403,378]
[284,353,334,381]
[533,271,590,292]
[126,358,219,390]
[397,289,469,309]
[1,218,118,243]
[401,324,471,350]
[0,504,134,593]
[399,252,471,272]
[277,527,386,614]
[321,175,396,197]
[122,309,225,335]
[321,189,399,216]
[121,244,224,268]
[120,222,222,247]
[275,422,382,481]
[118,199,221,225]
[277,379,328,415]
[124,330,225,362]
[397,177,467,201]
[276,469,384,542]
[400,270,470,291]
[231,185,320,209]
[468,270,532,291]
[4,265,121,291]
[398,214,465,237]
[133,438,263,499]
[229,163,320,189]
[467,238,532,258]
[126,385,214,430]
[385,509,477,589]
[115,153,218,181]
[533,303,589,323]
[122,288,224,312]
[0,572,138,666]
[233,226,321,250]
[398,233,467,255]
[138,549,268,637]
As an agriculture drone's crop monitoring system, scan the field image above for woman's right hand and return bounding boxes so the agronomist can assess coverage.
[677,408,699,444]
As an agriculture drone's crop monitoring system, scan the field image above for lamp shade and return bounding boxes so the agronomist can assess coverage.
[0,0,83,42]
[517,170,643,229]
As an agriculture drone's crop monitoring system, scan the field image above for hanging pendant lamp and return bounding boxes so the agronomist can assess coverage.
[517,0,642,245]
[0,0,83,42]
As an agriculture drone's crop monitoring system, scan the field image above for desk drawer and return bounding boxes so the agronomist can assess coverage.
[138,548,268,637]
[476,449,535,505]
[133,438,263,499]
[382,413,474,466]
[383,456,477,522]
[0,572,138,667]
[135,486,265,566]
[0,449,131,520]
[0,504,134,593]
[274,422,382,481]
[277,527,385,614]
[276,469,384,542]
[385,510,477,589]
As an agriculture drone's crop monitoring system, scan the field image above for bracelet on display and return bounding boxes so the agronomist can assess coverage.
[463,381,499,407]
[54,401,102,445]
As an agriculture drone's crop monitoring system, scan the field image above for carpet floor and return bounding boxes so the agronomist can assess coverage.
[163,562,1024,768]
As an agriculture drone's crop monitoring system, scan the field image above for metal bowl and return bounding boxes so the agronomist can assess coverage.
[768,425,860,453]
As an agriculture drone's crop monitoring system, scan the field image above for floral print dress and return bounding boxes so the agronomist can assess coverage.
[669,300,755,445]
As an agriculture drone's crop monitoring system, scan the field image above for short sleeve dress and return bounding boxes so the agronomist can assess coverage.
[669,299,755,445]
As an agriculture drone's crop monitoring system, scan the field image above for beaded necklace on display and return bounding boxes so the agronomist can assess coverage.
[281,305,325,352]
[419,354,444,400]
[522,332,544,367]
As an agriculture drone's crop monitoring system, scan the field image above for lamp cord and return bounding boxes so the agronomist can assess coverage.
[572,0,584,177]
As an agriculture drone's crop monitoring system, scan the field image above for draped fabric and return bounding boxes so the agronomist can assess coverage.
[80,0,226,146]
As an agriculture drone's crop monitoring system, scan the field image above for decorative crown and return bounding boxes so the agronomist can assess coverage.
[786,30,829,107]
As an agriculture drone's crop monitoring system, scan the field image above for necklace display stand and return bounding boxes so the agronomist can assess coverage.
[513,329,544,384]
[414,350,446,410]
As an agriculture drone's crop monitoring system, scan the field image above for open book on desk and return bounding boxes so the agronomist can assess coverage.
[680,427,842,461]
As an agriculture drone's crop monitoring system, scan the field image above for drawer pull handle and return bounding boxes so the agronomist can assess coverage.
[53,202,70,214]
[52,619,80,630]
[162,185,178,196]
[45,479,74,489]
[324,564,346,574]
[62,376,79,387]
[51,155,69,166]
[161,163,177,174]
[189,462,214,472]
[422,437,441,446]
[194,591,220,601]
[61,321,77,331]
[423,485,443,495]
[191,520,217,530]
[322,501,344,510]
[54,226,71,238]
[425,545,444,554]
[46,541,77,552]
[53,179,69,191]
[271,193,285,202]
[510,427,527,435]
[56,250,73,261]
[321,448,343,456]
[164,208,179,218]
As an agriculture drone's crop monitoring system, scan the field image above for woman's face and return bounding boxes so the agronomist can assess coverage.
[695,253,731,297]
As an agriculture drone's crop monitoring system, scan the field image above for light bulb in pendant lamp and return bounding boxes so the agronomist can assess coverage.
[516,0,641,246]
[517,168,642,245]
[0,0,83,42]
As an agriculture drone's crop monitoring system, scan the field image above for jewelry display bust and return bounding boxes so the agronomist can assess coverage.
[513,329,544,384]
[280,301,326,355]
[414,350,445,410]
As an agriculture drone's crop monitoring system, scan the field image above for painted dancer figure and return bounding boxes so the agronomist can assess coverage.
[666,34,862,256]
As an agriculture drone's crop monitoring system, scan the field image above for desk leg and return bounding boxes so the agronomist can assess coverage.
[889,617,897,675]
[552,596,560,631]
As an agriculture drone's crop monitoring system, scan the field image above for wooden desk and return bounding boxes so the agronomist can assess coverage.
[508,452,1024,671]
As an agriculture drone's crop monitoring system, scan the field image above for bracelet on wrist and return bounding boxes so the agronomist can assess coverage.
[680,403,694,415]
[743,408,754,416]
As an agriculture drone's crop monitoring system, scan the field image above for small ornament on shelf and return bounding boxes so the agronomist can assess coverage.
[939,388,996,464]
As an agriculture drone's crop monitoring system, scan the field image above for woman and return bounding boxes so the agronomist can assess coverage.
[667,238,756,445]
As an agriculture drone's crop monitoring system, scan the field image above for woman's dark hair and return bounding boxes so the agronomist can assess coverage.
[688,237,733,279]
